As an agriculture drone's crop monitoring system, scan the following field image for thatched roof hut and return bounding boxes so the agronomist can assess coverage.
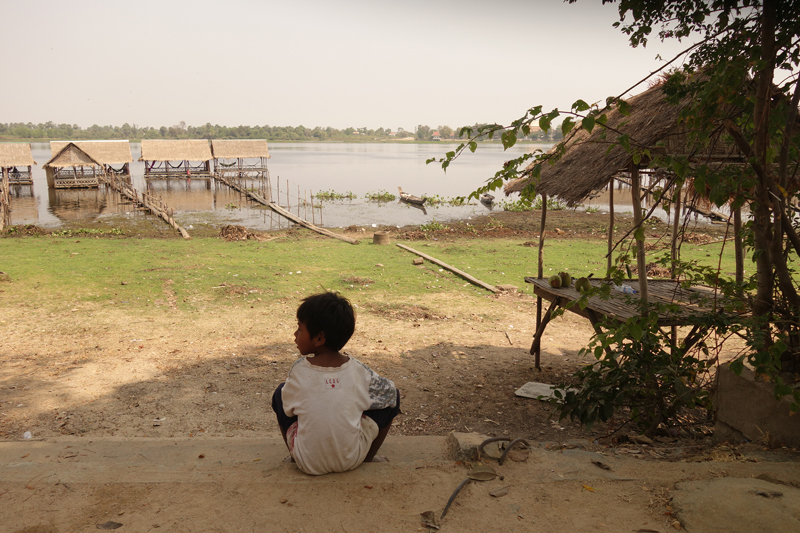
[50,141,132,165]
[139,140,212,162]
[43,142,102,169]
[0,143,35,167]
[211,139,270,159]
[504,84,743,205]
[42,142,104,189]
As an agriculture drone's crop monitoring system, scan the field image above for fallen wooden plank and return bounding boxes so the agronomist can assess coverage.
[216,175,358,245]
[395,243,499,293]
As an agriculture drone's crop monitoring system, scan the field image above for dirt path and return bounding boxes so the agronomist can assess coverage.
[3,211,795,532]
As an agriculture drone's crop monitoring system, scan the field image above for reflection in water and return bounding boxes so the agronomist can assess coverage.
[8,185,38,222]
[47,188,109,223]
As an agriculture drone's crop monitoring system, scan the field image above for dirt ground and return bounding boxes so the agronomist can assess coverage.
[3,210,797,532]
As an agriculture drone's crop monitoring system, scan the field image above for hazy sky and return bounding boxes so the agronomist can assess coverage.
[1,0,695,131]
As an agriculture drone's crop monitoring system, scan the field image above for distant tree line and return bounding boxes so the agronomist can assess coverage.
[0,121,562,142]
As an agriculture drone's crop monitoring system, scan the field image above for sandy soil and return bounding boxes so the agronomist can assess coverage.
[4,211,792,532]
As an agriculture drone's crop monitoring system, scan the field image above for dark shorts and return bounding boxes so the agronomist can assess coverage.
[272,383,401,433]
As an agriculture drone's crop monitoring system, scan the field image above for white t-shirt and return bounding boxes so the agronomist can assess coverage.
[281,357,397,475]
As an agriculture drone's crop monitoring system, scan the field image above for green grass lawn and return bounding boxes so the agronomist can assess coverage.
[0,231,741,314]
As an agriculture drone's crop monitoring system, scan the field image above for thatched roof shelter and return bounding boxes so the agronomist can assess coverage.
[50,141,132,165]
[211,139,270,159]
[504,84,743,205]
[43,142,102,169]
[0,143,35,166]
[140,140,212,162]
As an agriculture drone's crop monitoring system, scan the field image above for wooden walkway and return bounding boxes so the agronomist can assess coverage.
[215,174,358,244]
[524,277,743,369]
[99,175,190,239]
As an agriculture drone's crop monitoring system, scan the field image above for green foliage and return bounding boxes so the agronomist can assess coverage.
[50,228,125,237]
[419,221,449,232]
[552,308,715,435]
[364,190,396,202]
[314,190,356,201]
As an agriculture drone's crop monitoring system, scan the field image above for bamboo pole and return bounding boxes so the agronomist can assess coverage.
[630,165,649,315]
[396,243,499,293]
[671,182,682,346]
[607,179,615,276]
[734,207,744,285]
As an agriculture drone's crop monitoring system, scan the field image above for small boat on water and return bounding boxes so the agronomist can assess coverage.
[398,187,426,206]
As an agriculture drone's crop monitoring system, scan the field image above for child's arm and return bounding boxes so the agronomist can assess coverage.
[355,360,397,410]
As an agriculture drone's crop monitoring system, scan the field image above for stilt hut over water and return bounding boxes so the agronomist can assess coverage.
[140,140,213,178]
[43,142,104,189]
[50,140,133,179]
[0,143,35,185]
[211,139,270,180]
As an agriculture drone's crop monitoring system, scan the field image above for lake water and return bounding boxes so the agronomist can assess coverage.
[7,142,557,229]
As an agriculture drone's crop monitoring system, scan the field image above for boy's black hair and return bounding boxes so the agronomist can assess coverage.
[296,292,355,352]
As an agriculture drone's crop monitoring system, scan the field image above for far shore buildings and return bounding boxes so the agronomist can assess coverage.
[0,143,35,185]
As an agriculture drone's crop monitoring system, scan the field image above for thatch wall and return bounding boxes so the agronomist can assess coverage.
[43,143,102,169]
[0,143,35,166]
[140,140,212,162]
[504,84,743,205]
[51,141,132,165]
[211,139,270,159]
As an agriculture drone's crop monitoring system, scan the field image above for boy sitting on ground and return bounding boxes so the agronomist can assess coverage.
[271,292,400,475]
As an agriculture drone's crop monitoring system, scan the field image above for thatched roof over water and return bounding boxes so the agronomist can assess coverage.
[0,143,35,166]
[51,140,132,165]
[139,140,212,162]
[43,143,102,169]
[504,84,743,205]
[211,139,271,159]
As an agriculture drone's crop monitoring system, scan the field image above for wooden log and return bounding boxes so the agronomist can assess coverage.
[395,243,499,293]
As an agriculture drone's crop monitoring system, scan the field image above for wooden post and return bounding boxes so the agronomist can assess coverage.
[607,178,615,276]
[734,207,744,285]
[671,181,682,276]
[286,178,289,213]
[535,193,548,370]
[670,181,682,346]
[310,190,315,224]
[277,177,280,207]
[631,165,649,315]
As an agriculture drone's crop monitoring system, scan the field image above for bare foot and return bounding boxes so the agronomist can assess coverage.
[365,455,389,463]
[283,455,295,463]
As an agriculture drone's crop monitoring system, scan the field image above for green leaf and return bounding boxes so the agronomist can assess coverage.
[561,117,575,136]
[445,151,455,159]
[582,116,595,133]
[572,99,591,112]
[469,141,477,153]
[629,323,643,340]
[501,131,517,149]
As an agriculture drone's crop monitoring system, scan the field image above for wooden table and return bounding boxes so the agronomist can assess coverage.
[524,277,736,369]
